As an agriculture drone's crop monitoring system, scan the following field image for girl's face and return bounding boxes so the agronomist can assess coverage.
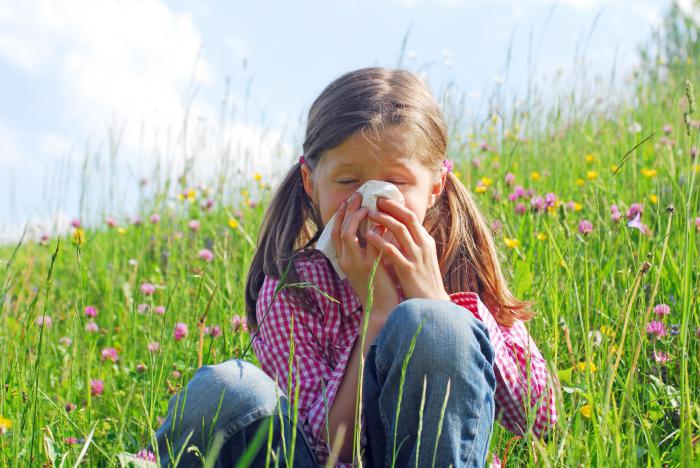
[300,125,447,228]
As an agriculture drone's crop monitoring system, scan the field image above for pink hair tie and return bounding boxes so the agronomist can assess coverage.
[298,154,306,165]
[442,158,453,173]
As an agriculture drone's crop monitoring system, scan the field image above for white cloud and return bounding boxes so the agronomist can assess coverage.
[0,119,23,164]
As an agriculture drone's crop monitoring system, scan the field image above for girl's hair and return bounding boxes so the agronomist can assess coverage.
[245,67,533,331]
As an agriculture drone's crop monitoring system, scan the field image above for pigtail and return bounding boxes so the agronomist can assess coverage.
[426,172,534,328]
[244,161,323,332]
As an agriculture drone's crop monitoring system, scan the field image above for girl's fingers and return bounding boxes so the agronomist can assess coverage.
[367,210,418,259]
[366,227,410,270]
[375,198,425,247]
[339,194,367,262]
[331,200,347,259]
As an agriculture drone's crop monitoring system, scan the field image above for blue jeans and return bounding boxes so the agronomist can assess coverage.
[153,298,496,467]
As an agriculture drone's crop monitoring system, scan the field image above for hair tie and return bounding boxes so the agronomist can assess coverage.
[298,155,306,165]
[442,158,453,174]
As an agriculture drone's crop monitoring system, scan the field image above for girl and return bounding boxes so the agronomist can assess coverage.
[154,67,558,467]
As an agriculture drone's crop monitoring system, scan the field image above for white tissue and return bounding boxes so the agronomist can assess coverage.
[316,180,405,280]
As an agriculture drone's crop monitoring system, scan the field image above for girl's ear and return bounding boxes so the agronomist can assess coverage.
[428,172,447,208]
[300,163,315,200]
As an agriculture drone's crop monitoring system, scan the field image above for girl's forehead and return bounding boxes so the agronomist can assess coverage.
[327,127,424,166]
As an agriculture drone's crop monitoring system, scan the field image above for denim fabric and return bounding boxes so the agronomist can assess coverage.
[153,298,495,467]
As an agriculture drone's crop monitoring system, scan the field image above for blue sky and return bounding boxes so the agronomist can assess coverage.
[0,0,676,243]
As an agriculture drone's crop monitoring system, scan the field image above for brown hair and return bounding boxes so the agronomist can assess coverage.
[245,67,533,331]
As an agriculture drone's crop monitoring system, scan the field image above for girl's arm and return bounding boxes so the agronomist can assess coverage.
[449,291,559,438]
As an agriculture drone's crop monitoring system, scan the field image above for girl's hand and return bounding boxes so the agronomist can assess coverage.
[366,197,451,302]
[331,192,401,315]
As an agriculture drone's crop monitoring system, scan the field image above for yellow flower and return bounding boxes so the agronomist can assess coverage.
[72,228,85,245]
[228,218,239,229]
[585,153,596,163]
[610,344,619,355]
[559,259,567,268]
[537,232,548,241]
[648,194,658,204]
[241,189,249,198]
[475,185,487,194]
[504,237,519,249]
[610,164,620,173]
[488,125,496,134]
[480,176,494,186]
[186,188,196,201]
[600,325,616,337]
[117,227,127,235]
[575,178,585,186]
[453,170,462,179]
[694,164,700,173]
[254,172,262,182]
[574,202,583,211]
[580,404,592,419]
[530,171,541,181]
[576,361,598,373]
[0,416,11,434]
[641,168,657,178]
[586,170,598,180]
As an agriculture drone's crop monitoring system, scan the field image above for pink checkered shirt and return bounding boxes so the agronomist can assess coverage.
[251,249,558,467]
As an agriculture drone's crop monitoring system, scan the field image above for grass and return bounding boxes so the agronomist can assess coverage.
[1,4,700,467]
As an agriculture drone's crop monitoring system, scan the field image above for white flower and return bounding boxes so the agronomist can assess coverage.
[628,121,642,134]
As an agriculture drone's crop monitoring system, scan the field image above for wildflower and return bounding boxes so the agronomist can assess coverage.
[153,305,166,315]
[480,176,494,187]
[503,237,519,249]
[530,196,545,213]
[641,168,657,178]
[172,370,182,379]
[475,182,487,194]
[70,219,81,228]
[0,416,12,434]
[228,218,239,229]
[59,336,73,347]
[198,248,214,262]
[72,228,85,245]
[504,173,515,185]
[600,325,616,337]
[249,200,258,208]
[626,203,643,220]
[646,320,666,339]
[131,216,142,226]
[580,404,592,419]
[575,178,585,186]
[85,321,99,333]
[254,172,262,182]
[106,217,117,228]
[585,153,596,163]
[65,402,77,412]
[174,322,188,341]
[512,185,526,198]
[588,330,602,347]
[578,220,593,235]
[627,212,645,232]
[696,327,700,338]
[136,449,156,462]
[544,192,557,208]
[137,303,149,314]
[691,146,698,159]
[209,325,222,338]
[39,233,50,246]
[648,194,658,204]
[117,227,127,235]
[147,342,160,353]
[530,171,541,181]
[231,315,249,333]
[150,214,161,224]
[586,170,598,180]
[669,324,680,336]
[84,306,97,318]
[90,379,104,396]
[179,188,196,202]
[653,303,670,318]
[35,315,52,327]
[101,347,119,363]
[565,201,576,211]
[64,437,79,445]
[611,204,622,223]
[576,361,597,373]
[628,121,642,133]
[695,217,700,231]
[140,283,156,295]
[536,232,547,241]
[188,219,201,232]
[136,363,147,373]
[663,124,672,134]
[202,199,215,210]
[128,258,138,267]
[442,159,454,174]
[653,351,670,364]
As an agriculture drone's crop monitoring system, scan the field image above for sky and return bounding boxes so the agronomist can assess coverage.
[0,0,678,244]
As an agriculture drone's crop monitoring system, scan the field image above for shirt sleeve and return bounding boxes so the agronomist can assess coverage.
[449,292,559,439]
[251,275,354,455]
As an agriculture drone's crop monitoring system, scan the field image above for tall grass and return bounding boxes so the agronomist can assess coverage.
[1,3,699,467]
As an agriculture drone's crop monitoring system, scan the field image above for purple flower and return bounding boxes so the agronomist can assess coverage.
[85,321,99,333]
[646,320,666,338]
[150,214,161,224]
[140,283,156,295]
[188,219,200,232]
[611,204,622,223]
[101,347,119,362]
[35,315,52,327]
[231,315,249,333]
[442,159,454,173]
[136,363,147,373]
[626,203,643,221]
[84,306,97,318]
[65,402,77,412]
[202,198,215,211]
[578,220,593,235]
[64,437,79,445]
[663,124,672,135]
[106,217,117,228]
[514,203,527,215]
[695,217,700,232]
[90,379,104,396]
[172,370,182,379]
[669,324,680,336]
[565,201,576,211]
[530,196,545,213]
[147,342,160,353]
[653,351,670,363]
[653,303,670,318]
[545,192,557,208]
[174,322,188,341]
[59,336,73,347]
[136,449,156,462]
[513,185,526,198]
[131,216,142,226]
[504,173,515,185]
[209,325,222,338]
[491,220,503,233]
[691,146,698,159]
[70,219,81,228]
[696,327,700,338]
[137,303,149,314]
[627,212,644,232]
[198,248,214,262]
[153,305,166,315]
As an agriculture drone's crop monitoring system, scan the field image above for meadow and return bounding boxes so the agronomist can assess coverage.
[1,5,699,467]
